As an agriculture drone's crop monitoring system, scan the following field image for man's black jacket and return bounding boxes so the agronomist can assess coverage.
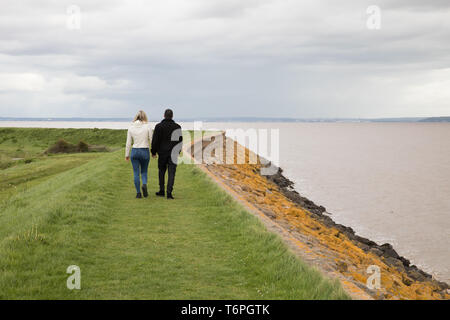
[151,119,183,156]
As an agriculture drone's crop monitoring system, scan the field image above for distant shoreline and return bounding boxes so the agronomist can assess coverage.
[1,116,449,123]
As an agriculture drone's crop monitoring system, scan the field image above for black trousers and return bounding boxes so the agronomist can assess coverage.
[158,153,177,194]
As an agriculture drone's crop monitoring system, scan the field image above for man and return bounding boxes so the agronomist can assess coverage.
[151,109,183,199]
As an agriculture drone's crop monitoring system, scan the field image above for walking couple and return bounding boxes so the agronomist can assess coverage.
[125,109,183,199]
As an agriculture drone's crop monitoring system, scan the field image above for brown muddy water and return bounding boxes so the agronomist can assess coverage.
[2,121,449,283]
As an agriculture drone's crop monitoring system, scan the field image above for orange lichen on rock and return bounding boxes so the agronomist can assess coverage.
[193,134,449,300]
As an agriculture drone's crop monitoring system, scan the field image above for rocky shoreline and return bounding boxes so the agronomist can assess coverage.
[265,166,449,291]
[190,133,449,299]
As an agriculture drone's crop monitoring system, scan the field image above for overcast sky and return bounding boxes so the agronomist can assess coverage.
[0,0,449,119]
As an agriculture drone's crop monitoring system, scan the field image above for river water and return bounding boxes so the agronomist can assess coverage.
[2,120,449,282]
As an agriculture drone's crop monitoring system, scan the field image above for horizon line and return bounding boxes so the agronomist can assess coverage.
[1,116,450,122]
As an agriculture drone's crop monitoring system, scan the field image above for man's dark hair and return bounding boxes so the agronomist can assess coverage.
[164,109,173,120]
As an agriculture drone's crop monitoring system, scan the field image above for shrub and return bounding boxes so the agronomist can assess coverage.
[45,139,77,154]
[45,139,110,154]
[77,141,89,152]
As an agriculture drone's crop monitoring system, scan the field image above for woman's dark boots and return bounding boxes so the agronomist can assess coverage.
[142,184,148,198]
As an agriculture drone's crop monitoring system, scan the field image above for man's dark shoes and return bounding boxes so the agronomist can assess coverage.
[136,193,142,199]
[155,191,165,197]
[142,184,148,198]
[167,193,174,200]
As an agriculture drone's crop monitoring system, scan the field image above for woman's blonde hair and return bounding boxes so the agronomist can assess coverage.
[133,110,148,123]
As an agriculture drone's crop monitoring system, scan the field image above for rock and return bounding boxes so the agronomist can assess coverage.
[379,243,400,259]
[356,243,370,252]
[354,235,377,247]
[369,248,384,256]
[420,270,432,280]
[406,266,433,282]
[402,275,413,286]
[436,281,449,290]
[335,224,355,235]
[336,261,348,272]
[385,257,404,269]
[408,269,426,282]
[284,190,300,201]
[407,265,432,280]
[399,257,410,267]
[265,169,328,216]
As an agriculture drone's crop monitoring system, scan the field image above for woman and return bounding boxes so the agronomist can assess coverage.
[125,110,152,198]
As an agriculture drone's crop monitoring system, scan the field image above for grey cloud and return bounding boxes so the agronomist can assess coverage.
[381,0,450,11]
[0,0,449,118]
[189,0,273,19]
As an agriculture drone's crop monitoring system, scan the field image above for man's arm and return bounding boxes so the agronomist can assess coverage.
[171,125,183,155]
[151,125,160,156]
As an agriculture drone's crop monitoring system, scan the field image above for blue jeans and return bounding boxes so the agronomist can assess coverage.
[130,148,150,193]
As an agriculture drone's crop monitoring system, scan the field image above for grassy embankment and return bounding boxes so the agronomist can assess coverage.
[0,128,349,299]
[0,128,124,202]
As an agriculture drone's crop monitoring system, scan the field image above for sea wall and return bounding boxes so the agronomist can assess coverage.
[189,132,449,300]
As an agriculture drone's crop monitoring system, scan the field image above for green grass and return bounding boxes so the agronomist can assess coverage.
[0,127,126,149]
[0,128,349,299]
[0,153,102,203]
[0,127,126,169]
[0,127,125,201]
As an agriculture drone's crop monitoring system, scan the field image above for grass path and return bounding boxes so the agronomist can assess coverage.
[0,153,102,202]
[0,150,348,299]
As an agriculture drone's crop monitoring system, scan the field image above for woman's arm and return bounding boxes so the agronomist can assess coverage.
[125,129,132,159]
[148,124,153,146]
